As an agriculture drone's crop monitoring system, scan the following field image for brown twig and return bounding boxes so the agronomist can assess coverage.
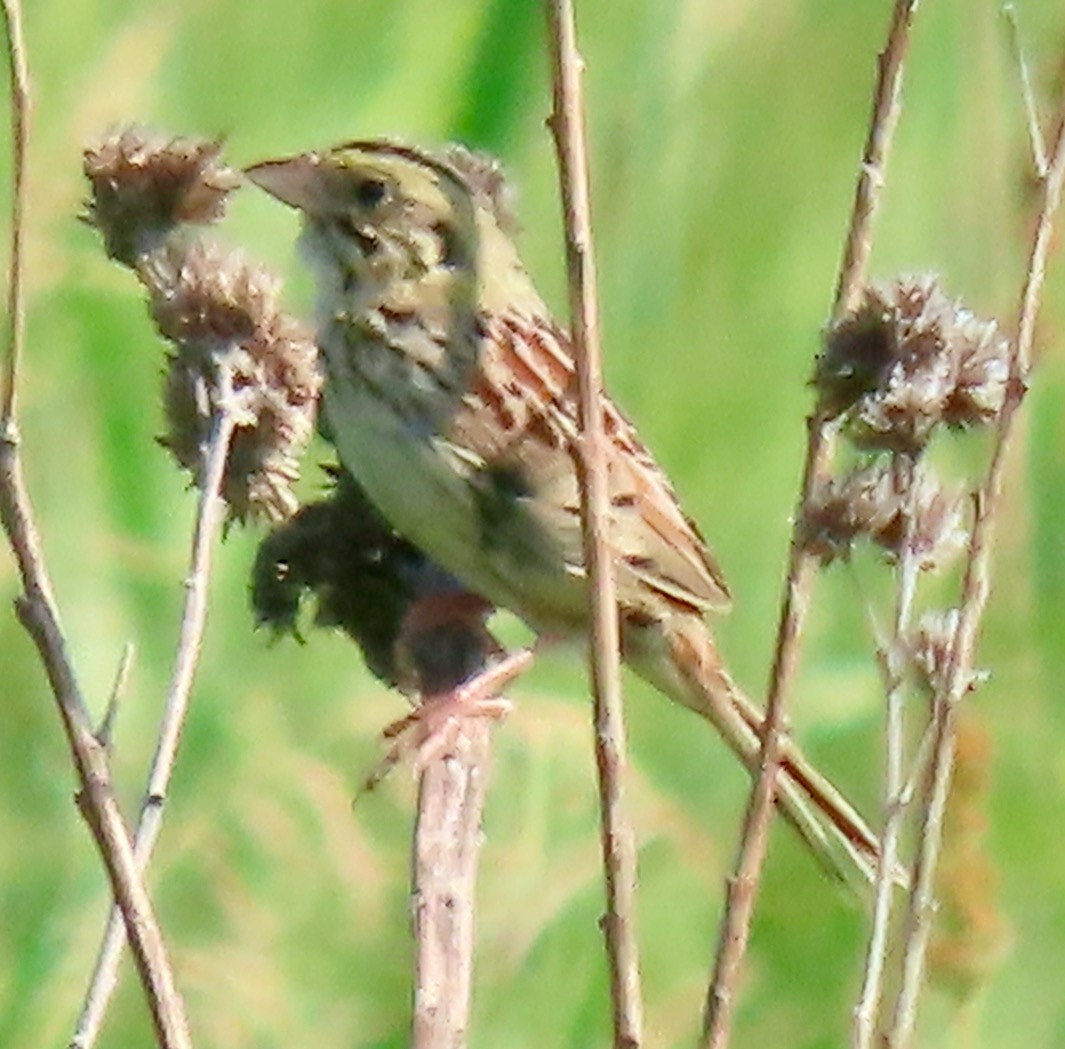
[834,0,921,318]
[544,1,643,1046]
[4,579,192,1049]
[885,94,1065,1049]
[852,455,921,1049]
[405,631,531,1047]
[71,400,237,1049]
[700,4,919,1047]
[411,718,493,1049]
[0,0,27,431]
[2,514,198,1036]
[0,11,191,1046]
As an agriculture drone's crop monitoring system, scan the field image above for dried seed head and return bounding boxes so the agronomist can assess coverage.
[83,126,241,267]
[943,311,1012,429]
[908,608,959,696]
[872,472,969,572]
[906,609,987,697]
[815,293,900,418]
[143,240,321,521]
[801,461,968,571]
[815,276,1011,451]
[849,352,955,453]
[800,462,901,565]
[252,469,498,694]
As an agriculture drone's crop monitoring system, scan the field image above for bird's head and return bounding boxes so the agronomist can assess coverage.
[247,141,501,299]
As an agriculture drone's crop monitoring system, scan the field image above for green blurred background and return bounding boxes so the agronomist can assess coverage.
[3,0,1065,1046]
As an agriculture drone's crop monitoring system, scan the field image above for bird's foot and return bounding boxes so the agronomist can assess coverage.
[359,647,534,794]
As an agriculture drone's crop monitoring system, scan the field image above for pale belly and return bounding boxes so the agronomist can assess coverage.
[323,375,588,633]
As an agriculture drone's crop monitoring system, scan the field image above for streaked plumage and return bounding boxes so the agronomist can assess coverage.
[247,140,879,883]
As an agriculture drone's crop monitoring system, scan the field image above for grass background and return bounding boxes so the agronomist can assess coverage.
[2,0,1065,1046]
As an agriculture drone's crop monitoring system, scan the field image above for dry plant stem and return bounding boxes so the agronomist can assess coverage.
[701,4,919,1047]
[545,1,642,1046]
[886,99,1065,1049]
[97,641,135,749]
[1004,4,1048,178]
[0,0,27,429]
[72,401,238,1049]
[411,719,492,1049]
[0,6,192,1047]
[701,427,826,1049]
[0,471,193,1049]
[408,649,532,1046]
[852,455,921,1049]
[834,0,921,315]
[898,713,935,809]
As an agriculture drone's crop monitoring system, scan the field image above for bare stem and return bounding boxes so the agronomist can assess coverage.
[886,95,1065,1049]
[411,720,492,1049]
[0,0,27,431]
[0,563,193,1049]
[404,630,531,1048]
[852,455,921,1049]
[0,6,192,1046]
[96,641,135,750]
[700,5,919,1047]
[71,397,237,1049]
[544,1,642,1045]
[1004,4,1048,179]
[834,0,921,317]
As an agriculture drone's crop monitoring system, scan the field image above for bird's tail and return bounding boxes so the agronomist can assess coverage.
[629,620,883,890]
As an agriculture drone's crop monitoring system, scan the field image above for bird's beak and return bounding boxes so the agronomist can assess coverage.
[244,154,324,213]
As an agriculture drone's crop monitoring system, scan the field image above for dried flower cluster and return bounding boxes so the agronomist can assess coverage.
[815,276,1011,452]
[801,275,1012,576]
[83,127,241,266]
[800,461,967,571]
[84,126,321,521]
[144,242,320,521]
[905,609,987,699]
[252,469,497,694]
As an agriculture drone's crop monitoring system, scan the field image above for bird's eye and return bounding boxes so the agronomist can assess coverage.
[353,177,387,209]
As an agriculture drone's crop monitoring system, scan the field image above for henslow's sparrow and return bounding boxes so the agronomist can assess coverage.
[247,141,878,881]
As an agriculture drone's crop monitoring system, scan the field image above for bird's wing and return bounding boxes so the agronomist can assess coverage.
[446,306,731,617]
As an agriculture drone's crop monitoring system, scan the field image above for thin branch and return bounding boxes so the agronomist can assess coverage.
[411,719,492,1049]
[852,455,921,1049]
[95,641,134,750]
[700,419,829,1049]
[834,0,921,317]
[701,4,919,1047]
[3,568,192,1049]
[1004,4,1048,179]
[544,1,642,1046]
[71,402,237,1049]
[0,6,191,1047]
[886,94,1065,1049]
[0,0,27,431]
[898,715,935,810]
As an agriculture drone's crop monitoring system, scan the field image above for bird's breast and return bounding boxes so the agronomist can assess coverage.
[319,320,588,633]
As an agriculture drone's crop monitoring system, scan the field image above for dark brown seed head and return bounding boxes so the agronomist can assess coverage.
[83,126,241,267]
[815,276,1009,451]
[143,240,321,521]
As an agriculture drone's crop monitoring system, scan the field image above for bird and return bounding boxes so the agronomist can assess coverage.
[246,140,880,883]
